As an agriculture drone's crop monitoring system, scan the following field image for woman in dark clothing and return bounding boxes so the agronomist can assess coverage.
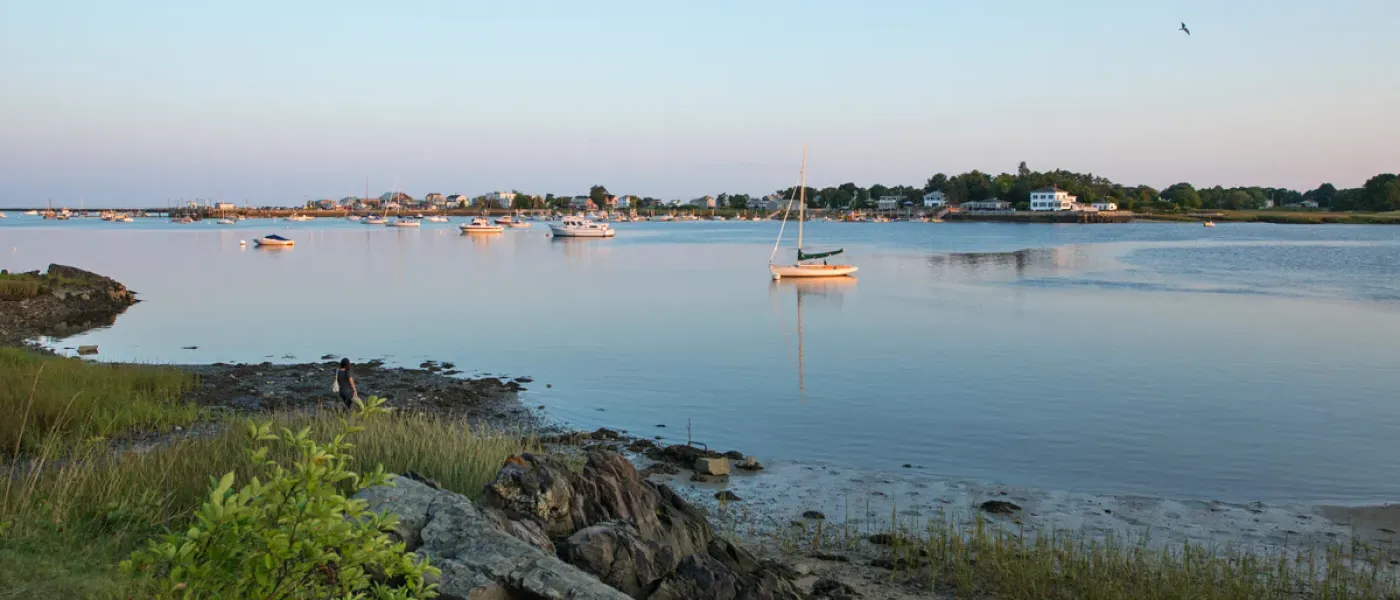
[337,358,357,409]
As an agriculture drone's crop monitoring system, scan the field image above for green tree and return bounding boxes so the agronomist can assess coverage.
[924,173,949,192]
[1302,183,1336,208]
[1162,183,1202,209]
[1017,161,1031,178]
[1223,190,1256,210]
[589,185,610,207]
[1362,174,1400,211]
[727,193,751,209]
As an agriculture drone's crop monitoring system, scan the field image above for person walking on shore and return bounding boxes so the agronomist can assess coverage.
[335,358,358,409]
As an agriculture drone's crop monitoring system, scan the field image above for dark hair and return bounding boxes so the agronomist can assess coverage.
[339,358,351,371]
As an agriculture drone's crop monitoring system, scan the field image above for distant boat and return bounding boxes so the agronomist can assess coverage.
[286,214,314,222]
[1204,220,1216,228]
[22,210,38,216]
[550,215,614,238]
[216,218,235,225]
[460,217,503,233]
[495,215,530,229]
[769,147,857,279]
[252,234,294,247]
[425,215,450,223]
[388,218,421,227]
[346,215,362,221]
[118,215,134,223]
[363,215,387,225]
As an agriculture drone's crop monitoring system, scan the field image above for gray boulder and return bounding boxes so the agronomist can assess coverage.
[560,521,677,598]
[355,476,629,600]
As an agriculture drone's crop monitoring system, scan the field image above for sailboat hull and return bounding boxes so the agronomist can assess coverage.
[769,264,858,279]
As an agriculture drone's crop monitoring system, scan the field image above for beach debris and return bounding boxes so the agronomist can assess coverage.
[640,463,680,478]
[811,578,861,599]
[76,345,98,355]
[714,490,742,502]
[589,427,621,441]
[802,510,826,520]
[736,457,764,471]
[182,346,198,350]
[694,457,730,477]
[980,500,1022,515]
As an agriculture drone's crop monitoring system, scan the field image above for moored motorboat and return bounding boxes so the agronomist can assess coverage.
[252,234,294,247]
[347,215,362,222]
[460,217,503,233]
[217,218,235,225]
[549,215,614,237]
[425,215,450,223]
[363,215,387,225]
[1204,220,1216,228]
[388,218,421,227]
[22,210,39,216]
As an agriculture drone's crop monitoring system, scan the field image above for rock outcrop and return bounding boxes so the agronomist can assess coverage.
[484,451,807,600]
[0,264,139,346]
[359,450,808,599]
[355,476,630,600]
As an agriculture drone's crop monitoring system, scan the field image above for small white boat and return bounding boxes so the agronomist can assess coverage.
[118,215,134,223]
[217,218,235,225]
[252,234,294,247]
[285,214,314,222]
[388,218,421,228]
[425,215,450,223]
[460,217,503,233]
[346,215,362,222]
[550,215,615,238]
[22,210,39,216]
[0,212,6,219]
[363,216,387,225]
[1204,220,1216,228]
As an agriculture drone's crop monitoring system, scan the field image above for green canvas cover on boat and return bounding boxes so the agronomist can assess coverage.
[798,248,844,261]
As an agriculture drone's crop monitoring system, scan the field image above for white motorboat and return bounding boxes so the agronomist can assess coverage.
[286,214,314,222]
[22,210,39,216]
[769,147,857,280]
[252,234,294,247]
[425,215,450,223]
[363,216,387,225]
[346,215,362,222]
[388,218,421,227]
[460,217,503,233]
[550,215,614,238]
[1204,220,1216,228]
[118,215,134,223]
[217,218,235,225]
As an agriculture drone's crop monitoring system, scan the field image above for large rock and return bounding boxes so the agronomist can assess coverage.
[560,521,677,598]
[483,451,806,600]
[355,476,629,600]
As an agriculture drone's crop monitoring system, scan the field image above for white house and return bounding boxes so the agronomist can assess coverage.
[876,195,905,211]
[688,195,716,208]
[962,199,1012,211]
[748,196,780,211]
[922,191,947,208]
[446,194,469,206]
[1029,187,1078,211]
[1091,202,1118,211]
[213,202,237,211]
[615,196,631,209]
[485,191,516,208]
[569,196,594,210]
[423,193,446,206]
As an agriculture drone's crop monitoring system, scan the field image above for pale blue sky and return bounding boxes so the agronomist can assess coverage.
[2,0,1396,206]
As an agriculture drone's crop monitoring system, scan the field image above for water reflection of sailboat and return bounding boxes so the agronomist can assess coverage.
[771,277,855,401]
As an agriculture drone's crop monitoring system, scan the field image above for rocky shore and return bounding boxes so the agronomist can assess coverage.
[0,264,138,346]
[6,265,1398,598]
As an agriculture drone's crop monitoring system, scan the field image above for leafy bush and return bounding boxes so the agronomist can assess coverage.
[121,397,438,599]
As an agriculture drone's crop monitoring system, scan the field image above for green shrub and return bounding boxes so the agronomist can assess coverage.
[121,397,439,599]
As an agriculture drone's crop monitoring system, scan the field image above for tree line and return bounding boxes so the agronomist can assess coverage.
[461,167,1400,213]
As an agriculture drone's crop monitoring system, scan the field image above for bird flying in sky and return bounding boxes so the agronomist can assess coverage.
[1180,22,1190,35]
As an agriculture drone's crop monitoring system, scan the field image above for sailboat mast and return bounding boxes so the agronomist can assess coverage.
[797,145,807,252]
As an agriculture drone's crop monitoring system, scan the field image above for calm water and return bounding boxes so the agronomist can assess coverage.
[3,216,1399,504]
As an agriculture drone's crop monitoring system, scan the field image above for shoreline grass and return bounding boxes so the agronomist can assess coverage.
[0,348,199,453]
[726,499,1400,599]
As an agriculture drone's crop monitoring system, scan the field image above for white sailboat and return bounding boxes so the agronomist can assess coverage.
[769,147,857,279]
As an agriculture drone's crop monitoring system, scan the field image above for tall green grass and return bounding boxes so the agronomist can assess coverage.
[743,499,1400,600]
[0,279,40,300]
[2,406,535,598]
[0,349,199,453]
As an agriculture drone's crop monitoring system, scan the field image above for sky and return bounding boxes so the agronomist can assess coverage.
[1,0,1397,207]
